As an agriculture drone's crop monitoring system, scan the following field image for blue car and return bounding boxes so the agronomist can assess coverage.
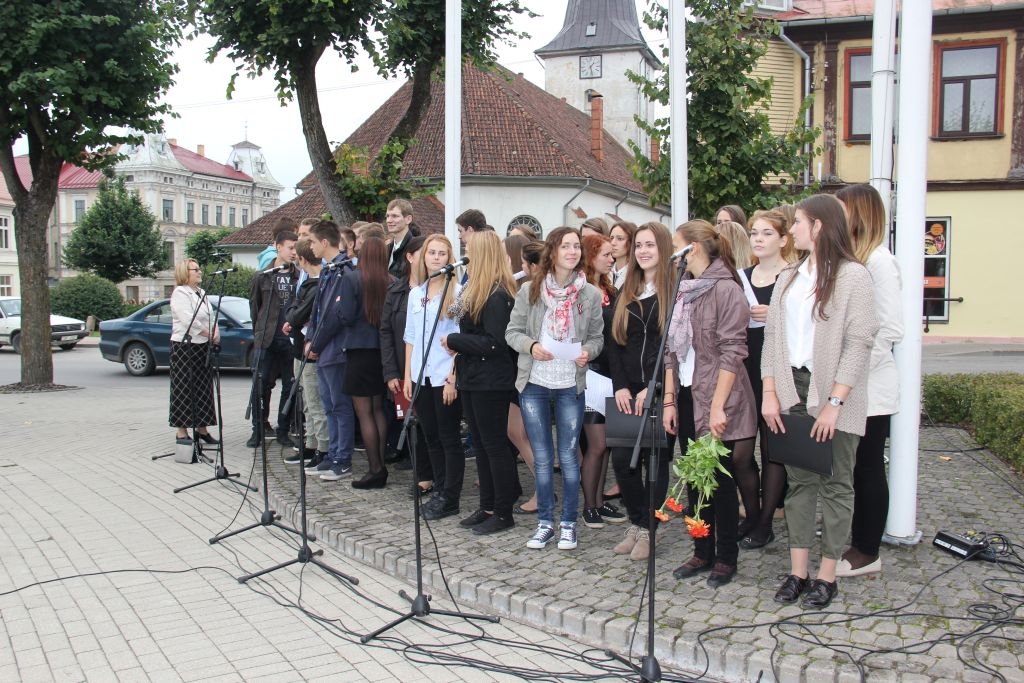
[99,296,254,376]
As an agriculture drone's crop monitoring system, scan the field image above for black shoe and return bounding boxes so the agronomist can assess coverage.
[384,448,405,464]
[672,557,712,580]
[245,432,260,449]
[276,432,296,448]
[264,422,274,439]
[459,509,492,527]
[774,574,809,604]
[706,562,737,588]
[394,456,413,471]
[740,530,775,550]
[801,579,838,609]
[473,514,514,535]
[352,468,388,489]
[422,496,459,521]
[197,431,219,445]
[304,450,325,471]
[582,508,605,529]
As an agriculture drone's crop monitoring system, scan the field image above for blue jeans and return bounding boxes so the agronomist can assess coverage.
[519,383,584,525]
[316,361,354,467]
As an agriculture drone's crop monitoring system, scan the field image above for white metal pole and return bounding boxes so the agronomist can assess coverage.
[669,0,688,225]
[886,2,930,545]
[870,0,897,228]
[444,0,462,250]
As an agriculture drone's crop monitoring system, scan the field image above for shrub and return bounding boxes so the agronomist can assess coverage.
[923,373,1024,472]
[201,265,256,299]
[122,300,153,317]
[50,274,124,322]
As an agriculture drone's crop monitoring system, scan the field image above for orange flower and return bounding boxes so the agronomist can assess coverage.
[684,516,711,539]
[665,497,683,513]
[654,509,671,522]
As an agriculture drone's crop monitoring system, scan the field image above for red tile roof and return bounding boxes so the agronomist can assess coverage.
[778,0,1019,21]
[217,192,445,246]
[58,163,105,189]
[170,143,252,181]
[297,63,643,191]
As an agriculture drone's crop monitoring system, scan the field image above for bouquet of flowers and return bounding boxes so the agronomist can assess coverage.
[655,433,731,538]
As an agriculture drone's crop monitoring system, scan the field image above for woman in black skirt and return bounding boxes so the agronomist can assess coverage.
[169,258,219,444]
[339,235,391,488]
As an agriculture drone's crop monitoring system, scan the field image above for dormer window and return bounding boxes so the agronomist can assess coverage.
[585,22,597,37]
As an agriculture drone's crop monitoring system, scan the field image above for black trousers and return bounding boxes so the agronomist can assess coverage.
[462,389,517,517]
[688,439,746,567]
[850,414,891,557]
[253,338,293,434]
[413,382,464,505]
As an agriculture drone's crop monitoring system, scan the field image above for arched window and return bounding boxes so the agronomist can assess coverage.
[507,215,543,238]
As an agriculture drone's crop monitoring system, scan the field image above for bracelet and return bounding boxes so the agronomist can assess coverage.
[664,392,676,398]
[529,341,538,354]
[664,402,676,408]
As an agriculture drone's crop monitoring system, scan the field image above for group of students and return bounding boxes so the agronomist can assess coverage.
[169,185,902,610]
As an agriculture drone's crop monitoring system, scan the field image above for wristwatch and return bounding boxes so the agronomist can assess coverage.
[827,396,844,407]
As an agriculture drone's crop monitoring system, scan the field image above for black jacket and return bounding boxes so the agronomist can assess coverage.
[380,276,410,383]
[607,296,663,395]
[388,229,415,279]
[249,264,299,349]
[446,288,516,392]
[285,276,319,361]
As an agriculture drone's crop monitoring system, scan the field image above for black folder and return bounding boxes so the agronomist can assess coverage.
[766,412,834,476]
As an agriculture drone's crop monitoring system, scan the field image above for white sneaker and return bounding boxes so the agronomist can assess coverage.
[526,524,555,549]
[557,523,577,550]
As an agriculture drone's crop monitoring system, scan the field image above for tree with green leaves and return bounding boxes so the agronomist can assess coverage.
[629,0,820,220]
[191,0,532,224]
[0,0,180,385]
[62,172,168,283]
[185,227,234,267]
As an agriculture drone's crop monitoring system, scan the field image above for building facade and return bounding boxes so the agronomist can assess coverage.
[44,133,282,301]
[762,0,1024,340]
[0,180,16,297]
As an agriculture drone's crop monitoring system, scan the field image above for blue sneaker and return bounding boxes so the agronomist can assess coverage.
[320,464,352,481]
[526,524,555,549]
[557,522,578,550]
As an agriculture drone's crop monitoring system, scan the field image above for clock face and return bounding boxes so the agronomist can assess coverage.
[579,54,602,79]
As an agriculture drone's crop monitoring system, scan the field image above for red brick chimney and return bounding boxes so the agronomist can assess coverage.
[167,138,177,146]
[590,93,604,162]
[197,144,206,157]
[650,136,660,164]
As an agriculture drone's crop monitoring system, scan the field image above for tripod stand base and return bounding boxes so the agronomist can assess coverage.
[606,650,663,683]
[360,588,499,644]
[237,544,359,585]
[209,508,313,545]
[174,464,256,494]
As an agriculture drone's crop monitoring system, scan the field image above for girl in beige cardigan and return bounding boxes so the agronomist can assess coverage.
[761,194,879,610]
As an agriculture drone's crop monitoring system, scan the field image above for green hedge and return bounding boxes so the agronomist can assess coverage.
[50,274,124,322]
[923,373,1024,472]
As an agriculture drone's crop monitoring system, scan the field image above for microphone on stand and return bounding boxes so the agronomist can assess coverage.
[669,244,694,261]
[211,267,238,276]
[428,256,469,279]
[322,257,353,271]
[211,251,231,261]
[261,263,293,274]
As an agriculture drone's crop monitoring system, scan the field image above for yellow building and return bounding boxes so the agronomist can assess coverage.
[764,0,1024,340]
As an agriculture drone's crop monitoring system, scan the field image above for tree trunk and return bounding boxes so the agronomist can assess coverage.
[391,59,437,143]
[6,154,62,385]
[293,50,356,226]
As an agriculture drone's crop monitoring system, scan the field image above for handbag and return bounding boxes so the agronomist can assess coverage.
[604,396,669,449]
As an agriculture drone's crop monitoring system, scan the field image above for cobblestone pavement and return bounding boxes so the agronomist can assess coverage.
[0,385,660,682]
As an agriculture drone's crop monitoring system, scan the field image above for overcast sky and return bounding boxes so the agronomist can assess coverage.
[17,1,662,200]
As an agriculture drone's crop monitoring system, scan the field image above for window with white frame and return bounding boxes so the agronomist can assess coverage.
[162,199,173,222]
[0,275,12,296]
[0,216,9,249]
[74,199,86,222]
[229,207,236,227]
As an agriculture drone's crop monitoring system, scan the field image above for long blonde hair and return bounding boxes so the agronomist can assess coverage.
[413,234,457,318]
[715,220,754,269]
[612,222,673,345]
[835,184,886,264]
[462,231,516,321]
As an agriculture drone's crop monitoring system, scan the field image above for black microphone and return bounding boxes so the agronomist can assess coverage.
[428,256,469,279]
[261,263,292,274]
[322,257,353,271]
[211,267,238,275]
[670,244,694,261]
[211,251,231,261]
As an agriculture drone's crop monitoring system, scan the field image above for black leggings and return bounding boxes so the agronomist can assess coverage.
[462,389,517,516]
[413,382,464,504]
[689,437,753,567]
[850,414,891,557]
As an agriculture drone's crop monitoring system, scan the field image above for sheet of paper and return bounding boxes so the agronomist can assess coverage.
[584,370,614,415]
[540,331,582,361]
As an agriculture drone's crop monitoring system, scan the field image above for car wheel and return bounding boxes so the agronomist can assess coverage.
[59,343,77,351]
[123,342,155,376]
[11,333,21,354]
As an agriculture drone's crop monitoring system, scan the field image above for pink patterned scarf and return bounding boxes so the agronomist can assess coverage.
[541,271,586,341]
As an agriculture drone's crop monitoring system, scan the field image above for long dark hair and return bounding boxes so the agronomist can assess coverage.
[791,194,858,320]
[528,227,583,305]
[357,236,390,327]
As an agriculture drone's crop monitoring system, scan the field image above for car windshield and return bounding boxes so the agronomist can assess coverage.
[216,299,252,326]
[0,299,22,316]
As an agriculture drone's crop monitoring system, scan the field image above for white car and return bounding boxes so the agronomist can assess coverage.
[0,296,89,353]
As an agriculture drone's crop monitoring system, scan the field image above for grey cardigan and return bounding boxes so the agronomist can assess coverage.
[505,280,605,393]
[761,259,879,436]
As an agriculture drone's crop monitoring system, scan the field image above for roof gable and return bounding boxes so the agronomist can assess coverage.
[536,0,650,57]
[170,143,252,182]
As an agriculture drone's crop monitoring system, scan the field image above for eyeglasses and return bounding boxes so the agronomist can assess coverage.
[188,268,201,272]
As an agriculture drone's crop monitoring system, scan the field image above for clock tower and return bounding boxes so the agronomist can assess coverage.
[535,0,659,155]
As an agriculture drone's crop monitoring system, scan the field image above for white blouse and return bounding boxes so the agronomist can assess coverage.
[784,259,817,372]
[170,286,214,343]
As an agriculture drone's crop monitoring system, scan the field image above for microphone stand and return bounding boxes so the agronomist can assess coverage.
[606,253,688,683]
[176,265,255,494]
[210,262,305,542]
[361,267,496,643]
